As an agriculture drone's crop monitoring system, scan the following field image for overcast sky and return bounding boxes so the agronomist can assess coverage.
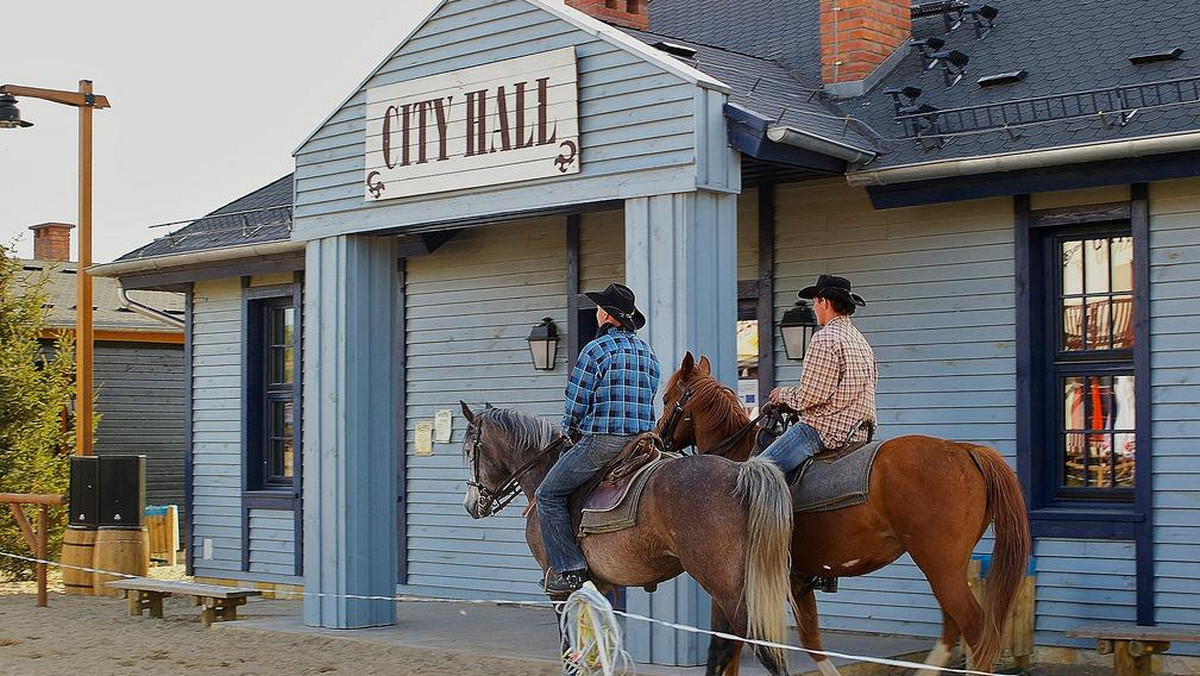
[2,0,440,263]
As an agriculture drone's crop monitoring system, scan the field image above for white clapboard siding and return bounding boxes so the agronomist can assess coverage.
[190,279,299,585]
[249,509,297,575]
[579,209,624,290]
[293,0,710,239]
[773,180,1017,639]
[402,217,568,600]
[190,279,245,579]
[738,187,759,283]
[1148,178,1200,654]
[93,344,186,512]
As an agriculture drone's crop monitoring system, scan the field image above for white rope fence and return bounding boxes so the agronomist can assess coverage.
[0,548,1008,676]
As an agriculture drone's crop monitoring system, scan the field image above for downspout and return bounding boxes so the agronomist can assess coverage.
[118,282,185,329]
[766,125,878,167]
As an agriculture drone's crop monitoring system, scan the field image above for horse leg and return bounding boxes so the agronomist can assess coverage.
[793,583,840,676]
[705,605,744,676]
[914,609,962,676]
[921,565,985,669]
[707,593,789,676]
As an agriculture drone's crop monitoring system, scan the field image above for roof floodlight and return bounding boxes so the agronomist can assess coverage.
[968,4,999,39]
[931,49,970,86]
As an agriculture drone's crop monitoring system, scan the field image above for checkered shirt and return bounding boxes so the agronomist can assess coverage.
[779,316,878,449]
[563,325,661,436]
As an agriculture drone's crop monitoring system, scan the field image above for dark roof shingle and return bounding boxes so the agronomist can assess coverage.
[117,174,293,261]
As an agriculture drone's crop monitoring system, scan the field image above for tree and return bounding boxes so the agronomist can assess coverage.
[0,244,79,580]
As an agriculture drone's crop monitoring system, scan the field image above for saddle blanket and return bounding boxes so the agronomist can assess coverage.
[791,440,883,514]
[578,456,671,535]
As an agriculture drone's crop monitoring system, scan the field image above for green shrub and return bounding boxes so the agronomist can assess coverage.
[0,245,79,580]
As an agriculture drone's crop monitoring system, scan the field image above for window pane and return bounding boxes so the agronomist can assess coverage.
[1111,237,1133,292]
[1062,298,1084,351]
[270,347,287,385]
[1061,240,1083,296]
[1086,299,1112,350]
[1059,374,1135,491]
[1063,376,1085,431]
[270,308,287,344]
[1064,432,1086,487]
[1112,295,1134,349]
[1085,239,1110,293]
[283,307,295,344]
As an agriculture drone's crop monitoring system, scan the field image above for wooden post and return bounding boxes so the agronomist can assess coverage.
[76,79,95,457]
[36,505,48,607]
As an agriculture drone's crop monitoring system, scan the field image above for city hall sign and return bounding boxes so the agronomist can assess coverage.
[364,47,581,201]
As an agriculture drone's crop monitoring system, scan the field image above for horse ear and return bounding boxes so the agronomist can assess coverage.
[698,355,712,375]
[680,351,695,374]
[485,402,495,410]
[460,401,475,423]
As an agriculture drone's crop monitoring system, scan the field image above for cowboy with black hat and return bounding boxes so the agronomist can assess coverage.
[762,274,877,474]
[535,282,660,595]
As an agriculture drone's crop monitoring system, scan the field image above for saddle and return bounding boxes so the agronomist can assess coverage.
[790,439,884,514]
[568,432,670,536]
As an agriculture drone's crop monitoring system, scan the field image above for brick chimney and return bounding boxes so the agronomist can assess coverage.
[821,0,912,89]
[29,222,74,262]
[566,0,648,31]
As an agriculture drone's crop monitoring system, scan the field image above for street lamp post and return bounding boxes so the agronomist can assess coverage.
[1,81,111,456]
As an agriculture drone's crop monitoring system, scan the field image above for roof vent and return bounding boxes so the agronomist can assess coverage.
[967,5,999,39]
[884,86,924,115]
[933,49,971,87]
[977,70,1027,87]
[652,41,698,60]
[912,37,947,69]
[1129,48,1184,65]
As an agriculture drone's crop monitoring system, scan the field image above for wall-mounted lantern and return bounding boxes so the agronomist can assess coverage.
[527,317,560,371]
[780,300,818,361]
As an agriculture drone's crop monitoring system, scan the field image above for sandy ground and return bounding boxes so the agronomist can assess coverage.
[0,566,561,676]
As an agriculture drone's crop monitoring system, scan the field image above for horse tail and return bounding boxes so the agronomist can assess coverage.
[969,446,1032,670]
[734,456,794,667]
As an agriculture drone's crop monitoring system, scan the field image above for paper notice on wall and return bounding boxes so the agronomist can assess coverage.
[434,409,453,443]
[415,422,434,456]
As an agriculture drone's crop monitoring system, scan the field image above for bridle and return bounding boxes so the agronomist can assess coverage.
[657,382,696,453]
[465,420,566,518]
[659,379,781,458]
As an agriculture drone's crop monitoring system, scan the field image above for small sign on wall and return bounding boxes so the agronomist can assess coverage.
[364,47,581,201]
[414,421,434,456]
[434,409,453,443]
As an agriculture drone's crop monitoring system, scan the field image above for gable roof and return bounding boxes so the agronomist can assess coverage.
[19,260,183,333]
[292,0,729,157]
[841,0,1200,170]
[115,174,293,262]
[621,27,876,154]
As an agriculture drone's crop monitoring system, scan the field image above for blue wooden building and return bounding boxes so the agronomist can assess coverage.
[93,0,1200,669]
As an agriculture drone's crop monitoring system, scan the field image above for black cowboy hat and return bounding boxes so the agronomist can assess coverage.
[585,282,647,330]
[798,274,867,307]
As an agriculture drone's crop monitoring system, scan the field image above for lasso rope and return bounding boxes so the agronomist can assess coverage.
[560,582,633,676]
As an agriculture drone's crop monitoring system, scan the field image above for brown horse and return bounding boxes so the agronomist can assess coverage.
[657,354,1031,676]
[459,402,796,674]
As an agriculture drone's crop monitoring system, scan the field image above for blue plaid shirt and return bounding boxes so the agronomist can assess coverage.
[562,325,661,436]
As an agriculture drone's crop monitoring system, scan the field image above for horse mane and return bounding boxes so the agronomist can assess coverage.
[474,407,560,455]
[667,369,750,433]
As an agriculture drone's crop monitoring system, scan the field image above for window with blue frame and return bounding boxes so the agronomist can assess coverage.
[246,294,299,492]
[1048,232,1135,499]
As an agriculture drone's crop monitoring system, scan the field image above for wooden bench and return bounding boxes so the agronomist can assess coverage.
[1066,625,1200,676]
[106,578,262,626]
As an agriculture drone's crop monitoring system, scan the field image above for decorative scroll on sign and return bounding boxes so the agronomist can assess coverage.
[364,47,581,201]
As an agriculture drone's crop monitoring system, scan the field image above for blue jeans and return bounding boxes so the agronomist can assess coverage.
[535,434,632,574]
[759,422,825,475]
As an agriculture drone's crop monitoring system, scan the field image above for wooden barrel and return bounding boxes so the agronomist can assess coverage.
[93,527,148,597]
[62,526,97,596]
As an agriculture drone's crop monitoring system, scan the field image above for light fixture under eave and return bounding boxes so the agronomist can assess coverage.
[780,300,818,361]
[527,317,560,371]
[0,94,33,128]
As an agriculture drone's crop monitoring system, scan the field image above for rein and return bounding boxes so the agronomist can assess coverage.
[657,383,696,453]
[466,424,567,518]
[705,411,767,458]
